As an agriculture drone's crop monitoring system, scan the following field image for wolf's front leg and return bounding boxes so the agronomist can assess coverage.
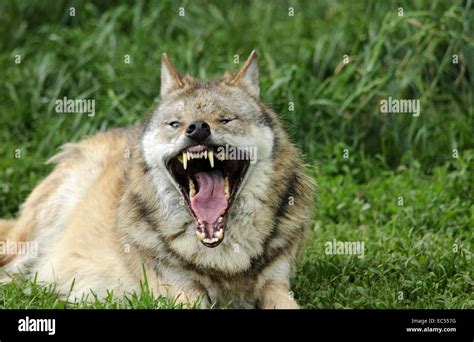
[259,283,300,309]
[171,286,210,309]
[158,268,209,308]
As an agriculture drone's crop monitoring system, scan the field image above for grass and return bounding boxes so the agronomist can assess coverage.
[297,151,473,308]
[0,0,472,308]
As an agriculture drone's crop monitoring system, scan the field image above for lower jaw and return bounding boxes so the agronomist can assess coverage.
[201,239,223,248]
[195,223,225,247]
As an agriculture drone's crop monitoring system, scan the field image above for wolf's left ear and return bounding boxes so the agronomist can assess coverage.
[230,50,259,97]
[161,53,184,97]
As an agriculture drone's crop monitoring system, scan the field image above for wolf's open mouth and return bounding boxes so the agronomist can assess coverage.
[167,145,250,247]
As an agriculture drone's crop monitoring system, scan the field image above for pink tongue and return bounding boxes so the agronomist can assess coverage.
[191,171,228,227]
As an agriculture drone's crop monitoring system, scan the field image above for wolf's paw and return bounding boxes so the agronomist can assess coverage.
[259,283,300,309]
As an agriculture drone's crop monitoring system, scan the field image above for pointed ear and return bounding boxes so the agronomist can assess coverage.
[230,50,259,97]
[161,53,184,97]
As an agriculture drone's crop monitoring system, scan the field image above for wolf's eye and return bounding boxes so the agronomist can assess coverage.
[220,118,234,124]
[168,121,180,129]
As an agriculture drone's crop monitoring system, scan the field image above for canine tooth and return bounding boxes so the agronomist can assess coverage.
[189,179,196,197]
[182,152,187,170]
[215,230,223,239]
[224,177,230,199]
[196,231,205,241]
[208,150,214,168]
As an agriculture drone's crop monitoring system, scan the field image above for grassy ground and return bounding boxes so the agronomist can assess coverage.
[0,0,472,308]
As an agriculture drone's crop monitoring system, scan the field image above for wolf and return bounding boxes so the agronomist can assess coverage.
[0,51,315,308]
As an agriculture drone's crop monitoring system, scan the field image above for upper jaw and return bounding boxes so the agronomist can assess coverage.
[165,144,250,248]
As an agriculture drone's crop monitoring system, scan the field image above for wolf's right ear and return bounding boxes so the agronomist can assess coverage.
[161,53,184,97]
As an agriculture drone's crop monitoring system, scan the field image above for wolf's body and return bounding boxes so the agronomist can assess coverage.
[0,52,314,308]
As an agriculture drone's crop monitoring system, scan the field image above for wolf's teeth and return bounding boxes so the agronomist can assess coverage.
[203,237,219,244]
[208,150,214,168]
[215,229,223,240]
[182,152,187,170]
[204,150,208,159]
[218,217,223,223]
[189,178,196,198]
[196,231,205,241]
[224,177,230,199]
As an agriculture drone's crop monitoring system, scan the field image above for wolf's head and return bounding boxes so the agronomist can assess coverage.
[141,51,276,248]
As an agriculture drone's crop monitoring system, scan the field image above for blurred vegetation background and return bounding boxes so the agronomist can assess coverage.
[0,0,472,308]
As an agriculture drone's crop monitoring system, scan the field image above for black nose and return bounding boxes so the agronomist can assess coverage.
[185,120,211,142]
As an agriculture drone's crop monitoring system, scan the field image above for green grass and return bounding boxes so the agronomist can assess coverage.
[297,151,473,308]
[0,0,472,308]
